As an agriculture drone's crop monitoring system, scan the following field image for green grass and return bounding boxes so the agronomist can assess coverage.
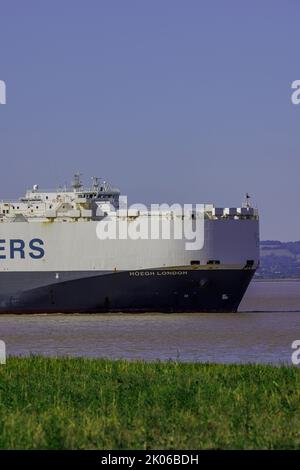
[0,357,299,449]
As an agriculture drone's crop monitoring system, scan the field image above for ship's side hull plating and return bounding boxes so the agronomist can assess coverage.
[0,267,255,313]
[0,212,259,313]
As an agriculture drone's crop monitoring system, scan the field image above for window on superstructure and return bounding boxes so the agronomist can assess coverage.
[246,260,254,266]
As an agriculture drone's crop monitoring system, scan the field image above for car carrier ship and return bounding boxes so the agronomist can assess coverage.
[0,175,259,313]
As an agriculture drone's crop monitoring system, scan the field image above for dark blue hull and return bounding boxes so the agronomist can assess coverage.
[0,268,255,313]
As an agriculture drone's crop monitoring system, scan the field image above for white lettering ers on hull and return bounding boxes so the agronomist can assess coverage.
[129,270,188,277]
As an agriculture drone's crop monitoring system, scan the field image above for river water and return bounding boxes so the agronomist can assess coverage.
[0,280,300,364]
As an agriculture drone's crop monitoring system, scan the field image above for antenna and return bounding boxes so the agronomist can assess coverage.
[244,192,251,208]
[72,173,83,191]
[91,176,100,191]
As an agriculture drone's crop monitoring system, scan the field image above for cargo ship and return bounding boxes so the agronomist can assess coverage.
[0,175,259,313]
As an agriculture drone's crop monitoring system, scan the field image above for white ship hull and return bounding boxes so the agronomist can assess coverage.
[0,218,259,313]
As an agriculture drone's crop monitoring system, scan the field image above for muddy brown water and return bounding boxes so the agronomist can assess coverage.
[0,280,299,364]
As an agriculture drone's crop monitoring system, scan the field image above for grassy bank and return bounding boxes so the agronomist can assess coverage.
[0,357,299,449]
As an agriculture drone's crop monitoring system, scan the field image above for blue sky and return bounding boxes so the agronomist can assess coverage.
[0,0,299,240]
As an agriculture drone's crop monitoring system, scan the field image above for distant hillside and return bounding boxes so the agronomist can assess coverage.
[256,241,300,278]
